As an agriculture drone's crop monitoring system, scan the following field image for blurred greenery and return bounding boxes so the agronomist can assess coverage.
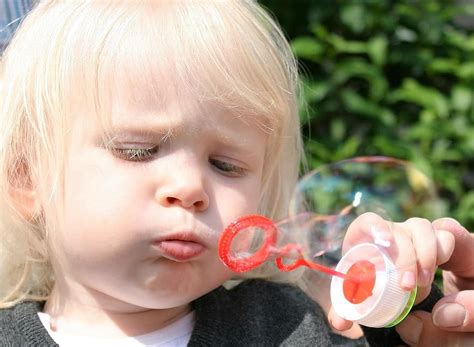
[261,0,474,231]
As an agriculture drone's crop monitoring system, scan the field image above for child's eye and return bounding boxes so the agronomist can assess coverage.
[209,158,246,177]
[111,145,159,162]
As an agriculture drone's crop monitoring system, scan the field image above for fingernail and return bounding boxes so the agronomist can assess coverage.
[401,271,416,289]
[329,321,340,331]
[397,315,423,345]
[447,218,461,227]
[437,217,460,227]
[433,303,466,328]
[328,318,341,331]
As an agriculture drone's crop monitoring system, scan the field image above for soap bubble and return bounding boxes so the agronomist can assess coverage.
[218,156,443,327]
[287,156,440,266]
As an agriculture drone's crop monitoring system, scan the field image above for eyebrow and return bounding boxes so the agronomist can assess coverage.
[106,117,181,139]
[107,127,175,139]
[107,115,262,152]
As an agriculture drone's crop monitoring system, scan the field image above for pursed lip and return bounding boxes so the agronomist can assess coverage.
[152,232,207,261]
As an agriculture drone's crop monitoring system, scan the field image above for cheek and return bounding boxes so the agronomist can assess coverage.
[58,159,147,254]
[214,181,262,223]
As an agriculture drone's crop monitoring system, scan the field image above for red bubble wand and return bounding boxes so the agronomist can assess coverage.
[218,214,376,304]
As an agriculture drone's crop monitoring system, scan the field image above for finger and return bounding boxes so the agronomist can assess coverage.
[396,218,437,288]
[443,270,474,294]
[432,291,474,332]
[328,306,353,331]
[396,311,474,346]
[390,227,419,292]
[395,312,425,346]
[432,218,474,277]
[344,213,418,290]
[342,212,395,253]
[434,229,455,266]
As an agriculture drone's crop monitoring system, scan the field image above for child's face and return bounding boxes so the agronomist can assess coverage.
[50,92,266,311]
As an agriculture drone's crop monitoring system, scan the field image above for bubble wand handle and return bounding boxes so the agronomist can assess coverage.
[273,244,347,279]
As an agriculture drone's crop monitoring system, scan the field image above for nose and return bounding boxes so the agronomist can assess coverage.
[155,160,209,212]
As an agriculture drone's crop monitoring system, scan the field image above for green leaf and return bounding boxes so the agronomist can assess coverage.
[394,26,418,42]
[451,85,473,112]
[373,135,412,158]
[420,109,437,124]
[303,80,332,103]
[431,139,463,161]
[330,119,346,141]
[456,192,474,227]
[436,168,463,196]
[428,58,459,74]
[305,140,332,162]
[327,34,367,54]
[291,36,325,62]
[331,59,388,100]
[388,79,449,118]
[457,62,474,80]
[310,24,330,40]
[395,4,420,22]
[461,134,474,153]
[445,28,474,52]
[367,36,388,66]
[333,136,361,159]
[340,89,394,125]
[340,3,366,33]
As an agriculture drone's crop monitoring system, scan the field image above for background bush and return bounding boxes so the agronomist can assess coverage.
[262,0,474,230]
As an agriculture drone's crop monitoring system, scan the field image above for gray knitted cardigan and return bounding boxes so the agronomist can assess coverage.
[0,279,441,346]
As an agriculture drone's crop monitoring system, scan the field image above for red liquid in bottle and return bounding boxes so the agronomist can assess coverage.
[343,260,376,304]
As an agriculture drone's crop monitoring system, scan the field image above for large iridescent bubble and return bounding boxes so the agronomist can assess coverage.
[218,156,444,327]
[287,156,442,266]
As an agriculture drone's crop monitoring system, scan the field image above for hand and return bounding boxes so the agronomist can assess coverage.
[396,218,474,345]
[329,213,455,331]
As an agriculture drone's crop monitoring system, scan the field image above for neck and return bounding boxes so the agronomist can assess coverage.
[43,284,192,338]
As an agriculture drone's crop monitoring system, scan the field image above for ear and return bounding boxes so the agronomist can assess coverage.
[11,187,39,220]
[9,159,40,221]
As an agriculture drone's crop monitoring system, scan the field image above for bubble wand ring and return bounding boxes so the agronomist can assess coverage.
[218,215,277,272]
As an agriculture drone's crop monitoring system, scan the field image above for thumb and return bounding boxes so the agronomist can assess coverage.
[328,306,353,331]
[432,218,474,276]
[396,311,474,346]
[432,291,474,332]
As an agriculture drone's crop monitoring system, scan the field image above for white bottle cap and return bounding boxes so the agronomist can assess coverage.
[330,243,414,328]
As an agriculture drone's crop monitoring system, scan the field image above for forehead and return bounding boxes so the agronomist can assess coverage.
[107,88,268,148]
[71,1,284,135]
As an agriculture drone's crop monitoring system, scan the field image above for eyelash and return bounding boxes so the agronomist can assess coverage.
[111,146,246,176]
[111,146,159,162]
[209,158,246,177]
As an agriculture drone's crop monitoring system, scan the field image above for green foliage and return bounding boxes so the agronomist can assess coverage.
[261,0,474,230]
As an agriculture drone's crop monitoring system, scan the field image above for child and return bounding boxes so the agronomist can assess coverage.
[0,1,465,346]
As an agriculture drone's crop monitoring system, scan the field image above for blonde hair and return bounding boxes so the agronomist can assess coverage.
[0,0,302,307]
